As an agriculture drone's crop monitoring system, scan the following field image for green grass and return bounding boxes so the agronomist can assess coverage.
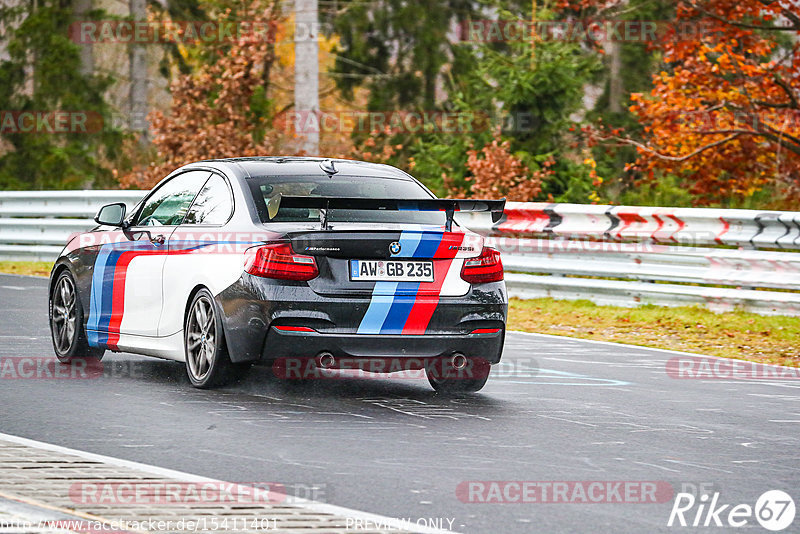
[0,261,52,277]
[509,298,800,367]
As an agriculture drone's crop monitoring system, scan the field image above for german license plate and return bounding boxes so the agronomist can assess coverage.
[349,260,434,282]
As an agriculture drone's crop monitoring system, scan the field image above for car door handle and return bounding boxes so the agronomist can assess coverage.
[150,234,165,245]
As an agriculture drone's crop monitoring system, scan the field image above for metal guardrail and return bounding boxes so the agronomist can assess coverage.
[457,202,800,316]
[491,238,800,290]
[0,192,798,316]
[459,202,800,249]
[504,274,800,316]
[0,191,144,261]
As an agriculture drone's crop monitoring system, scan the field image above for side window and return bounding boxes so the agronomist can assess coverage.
[184,174,233,225]
[134,171,211,226]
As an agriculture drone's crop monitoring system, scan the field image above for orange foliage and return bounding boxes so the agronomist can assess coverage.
[629,1,798,203]
[456,136,549,201]
[562,0,800,205]
[120,2,285,188]
[120,2,363,189]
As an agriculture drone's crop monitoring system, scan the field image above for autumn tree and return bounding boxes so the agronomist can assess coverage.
[409,4,601,202]
[453,135,551,201]
[121,0,283,188]
[574,0,800,206]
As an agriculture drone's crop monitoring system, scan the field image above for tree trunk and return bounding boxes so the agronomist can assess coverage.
[23,0,35,96]
[73,0,93,75]
[0,0,9,64]
[608,39,623,114]
[129,0,148,142]
[294,0,319,155]
[607,0,627,114]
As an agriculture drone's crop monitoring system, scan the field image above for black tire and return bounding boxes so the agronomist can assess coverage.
[184,289,248,388]
[49,269,105,363]
[426,357,491,394]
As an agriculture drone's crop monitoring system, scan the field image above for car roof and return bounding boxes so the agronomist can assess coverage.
[186,157,415,181]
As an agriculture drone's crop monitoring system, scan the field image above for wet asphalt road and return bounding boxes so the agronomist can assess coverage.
[1,273,799,533]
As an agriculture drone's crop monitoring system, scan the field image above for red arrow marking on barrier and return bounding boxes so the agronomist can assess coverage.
[716,217,730,244]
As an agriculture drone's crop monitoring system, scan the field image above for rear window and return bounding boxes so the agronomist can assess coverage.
[247,175,446,225]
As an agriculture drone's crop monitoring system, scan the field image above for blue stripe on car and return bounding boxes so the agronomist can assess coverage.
[87,245,114,347]
[86,239,251,347]
[357,231,443,334]
[357,284,399,334]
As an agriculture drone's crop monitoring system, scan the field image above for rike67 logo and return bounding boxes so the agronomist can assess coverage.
[668,490,795,531]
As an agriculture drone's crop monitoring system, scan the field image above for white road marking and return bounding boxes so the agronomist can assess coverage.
[539,356,665,367]
[536,414,596,427]
[510,331,800,372]
[633,461,680,473]
[662,459,734,474]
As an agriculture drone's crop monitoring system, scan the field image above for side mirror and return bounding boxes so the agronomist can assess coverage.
[94,202,127,227]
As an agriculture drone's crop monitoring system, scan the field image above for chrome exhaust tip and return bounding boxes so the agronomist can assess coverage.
[316,352,335,369]
[451,353,467,370]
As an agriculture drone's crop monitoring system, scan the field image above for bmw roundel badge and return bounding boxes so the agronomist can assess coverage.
[389,241,401,255]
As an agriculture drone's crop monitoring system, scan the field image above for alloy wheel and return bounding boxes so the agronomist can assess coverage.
[51,275,77,354]
[186,295,217,381]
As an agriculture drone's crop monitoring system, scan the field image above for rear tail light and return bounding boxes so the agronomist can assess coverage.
[470,328,502,335]
[460,247,503,284]
[246,243,319,281]
[273,326,316,332]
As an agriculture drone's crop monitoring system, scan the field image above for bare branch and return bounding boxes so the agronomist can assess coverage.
[757,0,800,31]
[774,77,800,110]
[605,133,742,162]
[763,124,800,151]
[696,128,800,157]
[752,100,796,109]
[685,0,800,32]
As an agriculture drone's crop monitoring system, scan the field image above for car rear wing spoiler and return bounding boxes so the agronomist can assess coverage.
[266,195,506,231]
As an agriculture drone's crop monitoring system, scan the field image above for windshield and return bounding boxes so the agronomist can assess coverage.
[247,174,447,226]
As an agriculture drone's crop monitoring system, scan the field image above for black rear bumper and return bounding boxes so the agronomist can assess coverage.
[262,327,505,363]
[216,274,507,363]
